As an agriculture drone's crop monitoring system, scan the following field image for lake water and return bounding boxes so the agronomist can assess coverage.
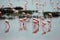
[0,17,60,40]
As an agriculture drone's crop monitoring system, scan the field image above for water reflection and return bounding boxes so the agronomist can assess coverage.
[0,17,60,40]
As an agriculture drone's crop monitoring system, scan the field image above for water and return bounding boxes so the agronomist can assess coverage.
[0,17,60,40]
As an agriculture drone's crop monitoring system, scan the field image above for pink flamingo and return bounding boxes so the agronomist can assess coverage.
[47,13,52,32]
[5,19,10,33]
[32,18,39,34]
[47,19,52,32]
[40,16,47,35]
[19,18,27,31]
[41,21,47,35]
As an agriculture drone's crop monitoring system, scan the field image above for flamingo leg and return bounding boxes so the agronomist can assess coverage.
[23,23,27,30]
[19,22,23,31]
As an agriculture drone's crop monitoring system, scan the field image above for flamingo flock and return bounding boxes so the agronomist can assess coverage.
[0,0,59,35]
[4,13,52,35]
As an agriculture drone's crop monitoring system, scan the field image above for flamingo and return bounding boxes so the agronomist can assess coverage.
[32,18,39,34]
[5,19,10,33]
[40,16,47,35]
[19,18,27,31]
[19,19,23,31]
[23,17,28,30]
[47,13,52,32]
[47,19,52,32]
[41,21,47,35]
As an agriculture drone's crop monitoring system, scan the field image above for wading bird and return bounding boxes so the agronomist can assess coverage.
[32,18,39,34]
[19,18,27,31]
[5,19,10,33]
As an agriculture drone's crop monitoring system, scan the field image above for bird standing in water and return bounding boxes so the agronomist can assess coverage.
[33,18,39,34]
[5,19,10,33]
[40,16,47,35]
[47,13,52,32]
[19,18,27,31]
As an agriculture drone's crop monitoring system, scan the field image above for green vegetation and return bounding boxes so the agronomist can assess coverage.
[43,12,60,18]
